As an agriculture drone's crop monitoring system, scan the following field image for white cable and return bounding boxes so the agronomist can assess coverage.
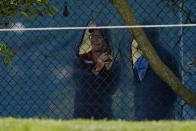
[0,23,196,32]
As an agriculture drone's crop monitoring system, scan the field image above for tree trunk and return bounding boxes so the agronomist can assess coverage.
[110,0,196,108]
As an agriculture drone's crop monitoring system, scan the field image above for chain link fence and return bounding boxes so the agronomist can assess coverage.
[0,0,195,120]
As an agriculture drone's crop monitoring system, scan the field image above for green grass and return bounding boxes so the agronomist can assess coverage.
[0,117,196,131]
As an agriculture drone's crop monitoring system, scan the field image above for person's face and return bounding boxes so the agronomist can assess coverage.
[89,30,104,52]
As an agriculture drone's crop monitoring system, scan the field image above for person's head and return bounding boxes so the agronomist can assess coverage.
[89,29,106,52]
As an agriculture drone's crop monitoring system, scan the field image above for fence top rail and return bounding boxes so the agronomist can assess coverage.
[0,24,196,32]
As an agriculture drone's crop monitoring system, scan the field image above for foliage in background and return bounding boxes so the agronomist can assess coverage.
[0,0,58,66]
[0,43,14,67]
[0,0,58,25]
[165,0,196,24]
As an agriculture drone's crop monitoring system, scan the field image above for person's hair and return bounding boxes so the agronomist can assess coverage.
[89,29,111,54]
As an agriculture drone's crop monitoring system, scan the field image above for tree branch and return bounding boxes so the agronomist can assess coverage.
[110,0,196,108]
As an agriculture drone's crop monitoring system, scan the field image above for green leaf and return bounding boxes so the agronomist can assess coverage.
[0,44,8,52]
[42,9,54,17]
[7,50,15,57]
[13,10,18,16]
[36,1,48,8]
[33,14,37,20]
[25,4,32,12]
[0,43,15,67]
[4,57,11,67]
[50,6,58,13]
[32,8,43,16]
[42,0,49,2]
[21,11,30,21]
[8,59,11,67]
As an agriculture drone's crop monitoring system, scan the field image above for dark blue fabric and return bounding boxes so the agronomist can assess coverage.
[72,56,120,119]
[134,28,181,120]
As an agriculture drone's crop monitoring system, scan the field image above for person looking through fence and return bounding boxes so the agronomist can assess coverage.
[73,28,120,120]
[80,29,114,75]
[132,27,180,120]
